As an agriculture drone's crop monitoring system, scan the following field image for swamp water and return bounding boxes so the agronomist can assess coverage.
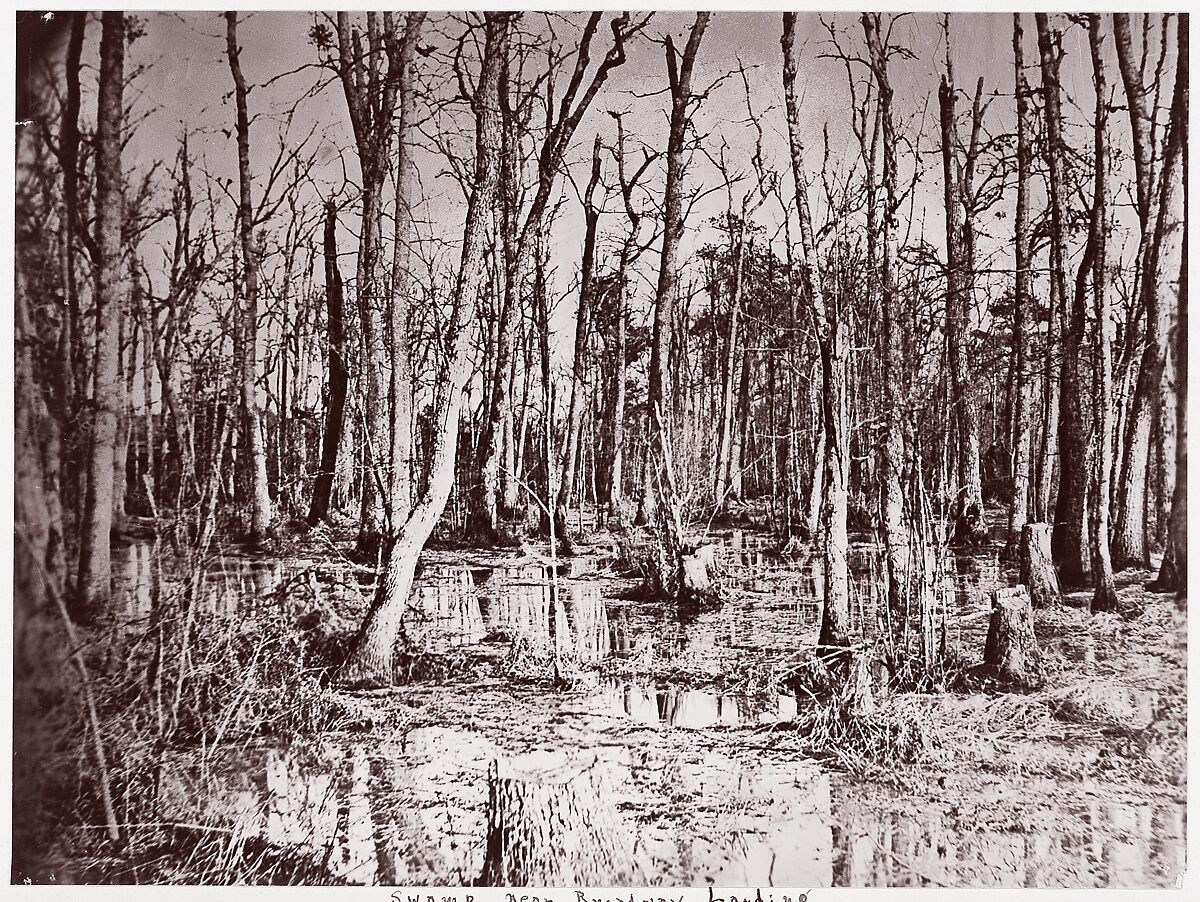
[112,531,1185,888]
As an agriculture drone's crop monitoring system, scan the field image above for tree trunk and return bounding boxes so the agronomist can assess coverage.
[59,11,86,457]
[646,14,709,592]
[983,586,1041,688]
[1006,13,1035,561]
[1152,15,1188,596]
[783,13,849,647]
[226,11,274,543]
[477,750,639,886]
[1035,14,1089,587]
[387,14,424,529]
[338,12,509,688]
[13,258,70,875]
[308,202,350,526]
[678,542,719,607]
[939,55,985,545]
[1087,15,1119,614]
[608,259,629,528]
[76,11,127,619]
[1020,522,1061,608]
[863,14,914,638]
[555,135,603,539]
[1113,14,1187,571]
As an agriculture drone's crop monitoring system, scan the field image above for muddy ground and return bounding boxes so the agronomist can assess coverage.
[47,520,1188,887]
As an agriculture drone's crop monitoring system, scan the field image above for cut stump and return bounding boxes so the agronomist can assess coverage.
[477,749,639,886]
[983,586,1041,688]
[840,651,877,717]
[678,543,720,607]
[1020,523,1061,608]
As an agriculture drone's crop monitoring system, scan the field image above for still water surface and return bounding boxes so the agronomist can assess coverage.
[116,532,1183,888]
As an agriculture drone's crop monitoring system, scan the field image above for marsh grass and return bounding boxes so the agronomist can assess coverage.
[29,550,368,884]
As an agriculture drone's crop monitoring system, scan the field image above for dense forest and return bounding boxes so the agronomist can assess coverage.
[12,9,1188,887]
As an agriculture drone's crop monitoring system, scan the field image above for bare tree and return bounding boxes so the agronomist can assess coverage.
[1005,12,1035,560]
[783,12,849,647]
[1112,14,1184,570]
[646,12,710,599]
[555,134,604,540]
[939,19,986,545]
[75,12,127,618]
[1151,13,1188,594]
[1088,14,1118,612]
[226,11,275,543]
[339,12,511,686]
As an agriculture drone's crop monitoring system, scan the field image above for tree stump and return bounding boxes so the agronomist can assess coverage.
[678,543,720,606]
[1020,523,1061,608]
[982,586,1041,688]
[840,651,876,718]
[477,749,639,886]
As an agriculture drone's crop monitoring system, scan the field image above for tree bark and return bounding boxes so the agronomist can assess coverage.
[1020,522,1061,609]
[939,39,985,545]
[1113,14,1187,570]
[555,135,603,539]
[1152,15,1188,595]
[308,202,351,526]
[1032,16,1062,527]
[1035,13,1089,587]
[59,11,86,441]
[983,586,1041,688]
[647,14,709,592]
[1005,13,1035,561]
[226,11,275,543]
[862,14,913,636]
[1087,15,1119,613]
[387,13,425,529]
[332,13,406,548]
[76,11,127,619]
[338,13,509,687]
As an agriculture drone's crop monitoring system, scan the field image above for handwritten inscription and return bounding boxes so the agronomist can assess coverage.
[390,890,809,902]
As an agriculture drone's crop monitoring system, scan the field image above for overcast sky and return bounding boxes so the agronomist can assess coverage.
[20,8,1168,387]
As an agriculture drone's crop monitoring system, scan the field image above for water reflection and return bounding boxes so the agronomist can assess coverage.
[157,723,1183,889]
[408,565,614,664]
[596,679,796,729]
[116,529,1010,667]
[831,792,1185,887]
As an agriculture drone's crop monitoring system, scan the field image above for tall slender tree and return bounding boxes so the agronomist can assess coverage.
[646,13,709,592]
[75,12,127,618]
[339,13,511,686]
[1006,12,1035,559]
[226,11,275,543]
[783,12,849,647]
[1088,13,1118,613]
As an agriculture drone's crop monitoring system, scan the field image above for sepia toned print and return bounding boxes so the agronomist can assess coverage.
[11,8,1187,888]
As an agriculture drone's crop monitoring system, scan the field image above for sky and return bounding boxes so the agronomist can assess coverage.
[19,8,1170,399]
